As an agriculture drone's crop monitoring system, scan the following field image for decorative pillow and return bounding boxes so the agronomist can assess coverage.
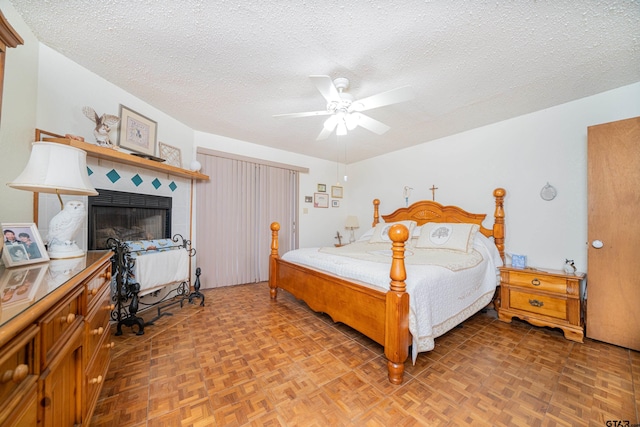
[414,223,479,253]
[368,221,417,243]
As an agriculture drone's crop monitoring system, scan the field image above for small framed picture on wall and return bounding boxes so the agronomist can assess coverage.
[331,186,343,198]
[317,184,327,192]
[314,193,329,208]
[332,200,340,207]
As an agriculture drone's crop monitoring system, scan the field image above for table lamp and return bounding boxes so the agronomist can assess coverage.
[345,215,359,243]
[7,142,98,259]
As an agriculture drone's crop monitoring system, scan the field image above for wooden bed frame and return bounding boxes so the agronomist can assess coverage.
[269,188,506,384]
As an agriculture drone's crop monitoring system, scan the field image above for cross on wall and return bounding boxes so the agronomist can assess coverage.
[430,185,438,201]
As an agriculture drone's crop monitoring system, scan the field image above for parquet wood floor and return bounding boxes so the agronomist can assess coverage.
[91,283,640,426]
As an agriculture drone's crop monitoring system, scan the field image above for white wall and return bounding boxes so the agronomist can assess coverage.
[348,82,640,272]
[0,0,39,222]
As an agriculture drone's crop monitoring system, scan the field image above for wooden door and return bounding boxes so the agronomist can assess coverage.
[586,116,640,351]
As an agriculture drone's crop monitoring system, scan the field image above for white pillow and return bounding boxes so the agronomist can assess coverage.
[368,221,417,243]
[415,223,479,253]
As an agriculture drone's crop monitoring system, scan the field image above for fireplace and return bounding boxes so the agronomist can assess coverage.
[87,189,172,250]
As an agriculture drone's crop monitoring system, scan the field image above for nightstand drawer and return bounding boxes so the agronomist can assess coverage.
[510,290,566,319]
[507,270,567,294]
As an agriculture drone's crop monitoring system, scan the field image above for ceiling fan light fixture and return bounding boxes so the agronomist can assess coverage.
[345,113,359,130]
[336,121,347,136]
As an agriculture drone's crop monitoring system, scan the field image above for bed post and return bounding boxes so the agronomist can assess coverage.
[269,222,280,300]
[493,188,506,263]
[385,224,410,385]
[373,199,381,226]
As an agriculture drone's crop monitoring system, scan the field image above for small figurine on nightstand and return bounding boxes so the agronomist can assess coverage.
[334,231,344,247]
[563,259,577,275]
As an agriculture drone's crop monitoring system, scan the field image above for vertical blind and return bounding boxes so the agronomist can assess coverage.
[196,152,298,288]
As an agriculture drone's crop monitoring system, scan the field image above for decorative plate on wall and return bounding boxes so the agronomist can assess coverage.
[159,142,182,168]
[540,182,557,201]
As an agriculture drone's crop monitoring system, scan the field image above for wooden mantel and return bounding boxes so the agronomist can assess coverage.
[43,137,209,180]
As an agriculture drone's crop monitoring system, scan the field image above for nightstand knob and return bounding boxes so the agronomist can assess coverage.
[529,299,544,307]
[531,278,541,286]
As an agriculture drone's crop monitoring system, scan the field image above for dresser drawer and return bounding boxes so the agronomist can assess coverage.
[506,270,567,294]
[85,335,111,418]
[86,261,112,312]
[85,286,113,364]
[510,290,567,320]
[39,286,84,366]
[0,324,39,425]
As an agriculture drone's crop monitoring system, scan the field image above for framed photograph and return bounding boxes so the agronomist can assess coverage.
[332,200,340,207]
[314,193,329,208]
[317,184,326,192]
[331,186,343,198]
[158,142,182,167]
[2,223,49,267]
[0,264,48,308]
[118,105,157,156]
[304,196,313,203]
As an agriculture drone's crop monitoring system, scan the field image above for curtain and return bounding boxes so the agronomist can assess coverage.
[196,152,298,288]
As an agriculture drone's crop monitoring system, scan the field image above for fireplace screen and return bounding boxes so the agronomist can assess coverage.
[88,189,171,250]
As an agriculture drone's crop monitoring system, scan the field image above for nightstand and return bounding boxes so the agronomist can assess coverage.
[497,266,585,342]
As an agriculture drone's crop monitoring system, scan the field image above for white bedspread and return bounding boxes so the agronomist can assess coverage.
[281,234,503,361]
[134,248,190,296]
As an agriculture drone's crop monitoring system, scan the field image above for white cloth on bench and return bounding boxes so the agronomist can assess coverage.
[134,248,190,296]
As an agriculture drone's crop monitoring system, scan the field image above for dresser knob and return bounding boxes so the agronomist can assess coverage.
[531,278,541,286]
[100,270,112,280]
[89,375,103,384]
[61,313,76,324]
[529,299,544,307]
[106,304,115,311]
[91,327,104,335]
[90,288,98,296]
[105,342,115,349]
[1,364,29,384]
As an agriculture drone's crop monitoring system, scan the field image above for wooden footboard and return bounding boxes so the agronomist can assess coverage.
[270,222,410,384]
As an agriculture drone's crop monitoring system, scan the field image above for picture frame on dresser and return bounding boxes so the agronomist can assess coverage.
[118,104,157,156]
[1,223,49,267]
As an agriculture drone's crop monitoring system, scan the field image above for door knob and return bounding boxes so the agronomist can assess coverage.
[592,240,604,249]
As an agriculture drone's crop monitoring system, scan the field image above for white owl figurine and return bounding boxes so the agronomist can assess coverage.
[47,200,87,259]
[82,106,120,147]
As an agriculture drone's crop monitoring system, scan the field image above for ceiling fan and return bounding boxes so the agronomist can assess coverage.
[273,75,414,140]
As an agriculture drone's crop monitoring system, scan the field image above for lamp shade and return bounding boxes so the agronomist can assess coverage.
[7,142,98,196]
[345,215,359,229]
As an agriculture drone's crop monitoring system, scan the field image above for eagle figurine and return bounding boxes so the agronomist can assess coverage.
[82,106,120,147]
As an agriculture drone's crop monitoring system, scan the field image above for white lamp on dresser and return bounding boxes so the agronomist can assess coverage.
[7,142,98,259]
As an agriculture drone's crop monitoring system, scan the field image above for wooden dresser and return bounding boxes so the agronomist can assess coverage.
[0,251,113,426]
[497,266,585,342]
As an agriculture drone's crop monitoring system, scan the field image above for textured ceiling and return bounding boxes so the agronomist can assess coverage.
[9,1,640,163]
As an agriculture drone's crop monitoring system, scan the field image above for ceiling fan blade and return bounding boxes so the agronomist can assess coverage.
[316,126,335,141]
[350,86,414,112]
[355,113,391,135]
[273,110,332,119]
[309,75,341,103]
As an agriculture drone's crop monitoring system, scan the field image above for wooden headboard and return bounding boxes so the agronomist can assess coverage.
[372,188,506,262]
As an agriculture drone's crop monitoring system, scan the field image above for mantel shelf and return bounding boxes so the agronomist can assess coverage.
[43,138,209,180]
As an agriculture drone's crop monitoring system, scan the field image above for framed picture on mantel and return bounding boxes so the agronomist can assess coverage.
[118,105,157,156]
